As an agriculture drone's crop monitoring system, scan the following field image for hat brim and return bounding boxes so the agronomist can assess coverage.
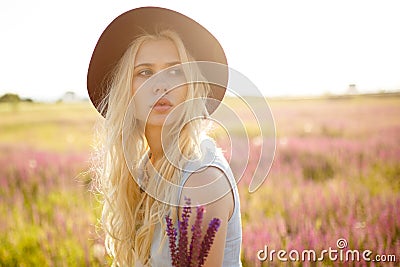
[87,6,228,117]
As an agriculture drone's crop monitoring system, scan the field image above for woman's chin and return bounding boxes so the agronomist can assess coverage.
[145,115,174,127]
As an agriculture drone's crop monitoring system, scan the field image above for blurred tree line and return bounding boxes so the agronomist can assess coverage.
[0,93,33,103]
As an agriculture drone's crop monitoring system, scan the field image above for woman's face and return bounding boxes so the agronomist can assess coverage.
[132,38,188,127]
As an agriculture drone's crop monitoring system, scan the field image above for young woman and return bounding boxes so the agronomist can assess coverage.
[88,7,242,266]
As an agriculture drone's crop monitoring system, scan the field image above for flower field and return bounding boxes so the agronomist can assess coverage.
[0,95,399,266]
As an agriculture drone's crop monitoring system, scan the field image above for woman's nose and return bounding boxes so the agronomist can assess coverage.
[153,81,169,94]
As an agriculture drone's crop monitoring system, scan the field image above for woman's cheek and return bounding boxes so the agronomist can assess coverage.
[131,78,142,95]
[173,85,188,103]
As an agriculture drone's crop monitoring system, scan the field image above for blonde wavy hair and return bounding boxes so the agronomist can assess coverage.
[92,29,212,266]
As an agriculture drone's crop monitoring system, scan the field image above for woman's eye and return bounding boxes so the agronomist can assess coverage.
[138,69,153,77]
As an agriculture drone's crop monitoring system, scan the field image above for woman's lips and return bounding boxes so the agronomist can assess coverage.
[152,98,173,112]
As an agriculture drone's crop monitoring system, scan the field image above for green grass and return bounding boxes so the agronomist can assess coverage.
[0,102,101,151]
[2,95,399,151]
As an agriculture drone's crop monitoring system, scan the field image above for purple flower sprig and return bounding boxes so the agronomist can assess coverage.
[177,197,191,266]
[165,198,221,267]
[198,218,221,266]
[165,215,178,266]
[189,205,204,266]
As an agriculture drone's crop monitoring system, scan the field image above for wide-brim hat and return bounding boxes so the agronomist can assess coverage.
[87,6,228,117]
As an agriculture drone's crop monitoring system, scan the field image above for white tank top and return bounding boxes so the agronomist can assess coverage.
[148,142,242,266]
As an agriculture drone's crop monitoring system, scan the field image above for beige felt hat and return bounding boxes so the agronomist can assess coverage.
[87,6,228,117]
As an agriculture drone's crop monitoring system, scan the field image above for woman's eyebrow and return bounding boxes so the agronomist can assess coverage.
[134,61,182,69]
[134,63,151,69]
[165,61,181,67]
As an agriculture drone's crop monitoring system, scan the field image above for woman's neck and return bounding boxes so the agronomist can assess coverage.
[145,124,168,163]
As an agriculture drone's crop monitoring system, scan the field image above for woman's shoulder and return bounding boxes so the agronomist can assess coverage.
[183,137,231,174]
[183,164,230,191]
[179,138,234,209]
[179,163,234,224]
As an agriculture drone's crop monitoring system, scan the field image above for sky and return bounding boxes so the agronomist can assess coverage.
[1,0,399,101]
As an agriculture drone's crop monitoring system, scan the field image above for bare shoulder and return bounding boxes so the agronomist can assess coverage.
[180,166,234,219]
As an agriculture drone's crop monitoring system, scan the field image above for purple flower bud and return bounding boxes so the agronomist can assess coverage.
[177,197,191,266]
[165,215,178,266]
[189,206,205,266]
[165,197,221,267]
[198,218,221,266]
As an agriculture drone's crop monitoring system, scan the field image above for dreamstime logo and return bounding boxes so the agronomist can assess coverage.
[336,238,348,249]
[257,238,397,263]
[122,61,276,206]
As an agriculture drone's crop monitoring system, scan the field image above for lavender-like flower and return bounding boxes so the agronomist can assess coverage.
[165,215,178,266]
[165,197,221,267]
[198,218,221,266]
[189,206,204,267]
[177,197,191,266]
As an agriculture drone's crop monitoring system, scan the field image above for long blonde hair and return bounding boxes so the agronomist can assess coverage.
[92,29,211,265]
